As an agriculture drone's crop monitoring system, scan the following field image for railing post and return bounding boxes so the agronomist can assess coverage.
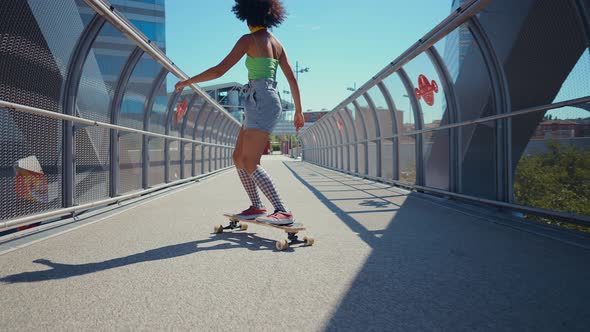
[142,68,168,189]
[397,68,425,186]
[352,100,370,176]
[179,93,199,179]
[377,82,400,180]
[110,46,144,197]
[200,110,216,174]
[363,92,382,178]
[192,104,210,176]
[426,46,459,192]
[468,17,511,202]
[61,14,106,208]
[343,107,359,173]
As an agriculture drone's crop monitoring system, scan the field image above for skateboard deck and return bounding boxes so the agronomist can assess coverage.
[217,214,314,250]
[222,214,305,231]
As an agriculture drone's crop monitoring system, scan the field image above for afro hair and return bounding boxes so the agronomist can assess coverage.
[232,0,287,28]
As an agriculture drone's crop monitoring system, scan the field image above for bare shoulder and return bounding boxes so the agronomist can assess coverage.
[237,33,252,45]
[269,33,286,58]
[269,32,283,47]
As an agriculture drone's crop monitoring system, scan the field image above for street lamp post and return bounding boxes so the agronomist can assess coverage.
[295,61,310,81]
[283,61,310,106]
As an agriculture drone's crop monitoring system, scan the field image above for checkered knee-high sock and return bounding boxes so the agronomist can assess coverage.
[251,165,288,212]
[237,168,263,208]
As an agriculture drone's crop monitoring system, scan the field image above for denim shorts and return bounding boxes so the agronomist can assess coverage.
[242,79,282,133]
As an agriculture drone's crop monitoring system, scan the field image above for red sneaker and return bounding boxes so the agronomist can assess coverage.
[256,211,295,225]
[233,206,267,220]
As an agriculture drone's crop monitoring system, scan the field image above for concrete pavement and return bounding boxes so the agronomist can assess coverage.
[1,156,589,331]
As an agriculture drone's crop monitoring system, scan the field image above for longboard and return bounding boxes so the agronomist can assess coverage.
[218,214,314,251]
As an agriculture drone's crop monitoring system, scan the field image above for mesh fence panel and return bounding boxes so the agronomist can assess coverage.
[119,132,142,193]
[75,126,109,204]
[0,1,90,113]
[0,109,62,220]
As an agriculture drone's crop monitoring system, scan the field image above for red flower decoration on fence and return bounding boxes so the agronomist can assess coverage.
[414,74,439,106]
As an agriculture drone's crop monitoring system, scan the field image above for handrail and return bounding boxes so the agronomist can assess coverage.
[302,96,590,149]
[82,0,241,126]
[0,100,233,148]
[0,167,233,231]
[308,0,493,126]
[305,162,590,227]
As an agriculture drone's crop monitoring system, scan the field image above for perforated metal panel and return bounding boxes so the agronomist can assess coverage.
[423,129,450,190]
[169,141,181,181]
[194,144,203,176]
[0,108,62,220]
[399,135,417,184]
[119,133,142,193]
[460,121,496,199]
[0,1,90,112]
[0,0,238,229]
[479,0,588,110]
[75,126,109,204]
[149,137,165,186]
[183,143,193,178]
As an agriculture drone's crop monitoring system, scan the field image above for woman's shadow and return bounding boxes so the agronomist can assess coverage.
[1,232,287,284]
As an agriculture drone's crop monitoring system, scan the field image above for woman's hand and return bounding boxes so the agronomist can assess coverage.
[294,111,305,132]
[175,80,188,93]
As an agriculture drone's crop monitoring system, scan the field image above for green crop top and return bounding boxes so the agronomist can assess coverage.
[246,33,280,80]
[245,55,279,80]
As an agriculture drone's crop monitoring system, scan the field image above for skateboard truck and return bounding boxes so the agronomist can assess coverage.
[222,219,248,231]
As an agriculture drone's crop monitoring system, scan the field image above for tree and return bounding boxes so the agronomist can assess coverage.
[514,140,590,232]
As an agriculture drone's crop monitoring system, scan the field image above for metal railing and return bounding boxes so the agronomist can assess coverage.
[300,0,590,227]
[0,0,241,231]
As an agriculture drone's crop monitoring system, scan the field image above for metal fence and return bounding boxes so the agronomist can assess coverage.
[300,0,590,227]
[0,0,241,231]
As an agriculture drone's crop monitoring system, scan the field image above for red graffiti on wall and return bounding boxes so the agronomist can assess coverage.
[414,74,439,106]
[14,156,48,203]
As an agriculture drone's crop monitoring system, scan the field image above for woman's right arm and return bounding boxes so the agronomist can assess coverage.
[278,48,305,132]
[175,35,250,92]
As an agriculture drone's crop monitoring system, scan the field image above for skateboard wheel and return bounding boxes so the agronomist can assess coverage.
[276,240,289,251]
[303,236,315,246]
[214,225,224,234]
[240,223,248,231]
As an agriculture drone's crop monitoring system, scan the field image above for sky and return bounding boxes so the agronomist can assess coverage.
[165,0,452,112]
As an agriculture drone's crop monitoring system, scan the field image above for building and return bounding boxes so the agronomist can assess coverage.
[201,82,296,128]
[78,0,166,121]
[534,119,590,139]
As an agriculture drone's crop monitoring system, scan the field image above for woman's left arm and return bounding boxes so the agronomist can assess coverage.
[175,35,249,92]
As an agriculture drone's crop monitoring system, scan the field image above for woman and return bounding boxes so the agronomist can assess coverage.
[175,0,304,225]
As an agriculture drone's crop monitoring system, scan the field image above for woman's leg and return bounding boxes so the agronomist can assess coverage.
[241,129,290,215]
[233,128,264,212]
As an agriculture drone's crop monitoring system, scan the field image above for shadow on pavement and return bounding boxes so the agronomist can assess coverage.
[284,161,405,248]
[285,161,590,331]
[0,232,301,284]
